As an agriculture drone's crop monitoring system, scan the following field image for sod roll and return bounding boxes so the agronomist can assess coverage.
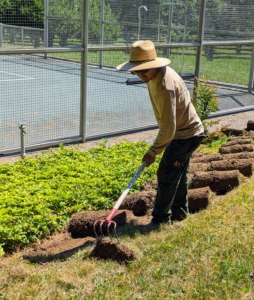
[189,170,240,194]
[188,187,211,213]
[219,144,253,154]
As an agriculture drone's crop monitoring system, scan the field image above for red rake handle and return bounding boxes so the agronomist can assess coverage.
[106,161,146,221]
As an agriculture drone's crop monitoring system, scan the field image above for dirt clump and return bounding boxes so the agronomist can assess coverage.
[221,152,254,160]
[189,170,240,194]
[220,138,252,147]
[68,210,134,238]
[247,121,254,131]
[219,144,253,154]
[210,159,253,176]
[248,131,254,139]
[191,153,223,163]
[89,238,137,262]
[190,159,254,177]
[227,135,252,141]
[190,162,210,173]
[188,187,211,213]
[191,151,205,159]
[221,128,247,136]
[120,190,156,216]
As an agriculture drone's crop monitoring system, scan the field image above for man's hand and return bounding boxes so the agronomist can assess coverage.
[142,153,155,167]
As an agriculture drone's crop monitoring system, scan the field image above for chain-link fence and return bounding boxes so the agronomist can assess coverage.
[0,0,254,154]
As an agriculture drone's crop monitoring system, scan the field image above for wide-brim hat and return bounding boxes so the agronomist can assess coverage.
[116,40,171,72]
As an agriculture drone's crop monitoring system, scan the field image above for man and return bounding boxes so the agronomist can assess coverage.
[116,40,205,226]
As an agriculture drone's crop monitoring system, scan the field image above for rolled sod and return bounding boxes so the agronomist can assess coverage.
[120,190,155,216]
[210,159,253,177]
[220,138,252,147]
[247,120,254,131]
[189,170,240,194]
[68,210,134,238]
[188,187,211,213]
[219,144,253,154]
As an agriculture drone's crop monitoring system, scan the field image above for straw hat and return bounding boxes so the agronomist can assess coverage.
[116,40,171,72]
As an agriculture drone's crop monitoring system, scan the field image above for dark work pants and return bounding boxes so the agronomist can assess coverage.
[152,133,206,224]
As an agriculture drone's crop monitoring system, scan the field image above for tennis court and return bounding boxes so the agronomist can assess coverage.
[0,54,154,152]
[1,54,254,153]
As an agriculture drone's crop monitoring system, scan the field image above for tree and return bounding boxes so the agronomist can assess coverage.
[0,0,44,28]
[47,0,119,46]
[88,0,120,44]
[0,0,44,46]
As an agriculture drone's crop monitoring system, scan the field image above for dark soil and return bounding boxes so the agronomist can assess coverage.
[89,238,137,262]
[191,153,223,163]
[120,190,156,216]
[222,152,254,160]
[190,159,253,177]
[247,121,254,131]
[219,144,253,154]
[21,214,151,264]
[188,187,211,212]
[210,159,253,176]
[220,138,252,147]
[189,170,240,193]
[68,210,134,238]
[221,128,247,136]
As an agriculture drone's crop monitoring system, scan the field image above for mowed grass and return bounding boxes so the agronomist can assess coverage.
[1,155,254,299]
[48,46,251,86]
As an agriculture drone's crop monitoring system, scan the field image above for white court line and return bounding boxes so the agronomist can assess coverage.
[0,71,34,82]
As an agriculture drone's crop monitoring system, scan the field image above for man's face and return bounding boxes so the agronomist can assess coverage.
[132,68,161,83]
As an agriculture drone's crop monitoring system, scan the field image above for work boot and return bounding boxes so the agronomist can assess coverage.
[171,211,189,222]
[145,219,171,230]
[145,221,160,230]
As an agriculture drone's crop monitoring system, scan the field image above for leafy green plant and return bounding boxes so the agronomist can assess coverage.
[192,76,219,122]
[0,141,158,254]
[0,245,4,257]
[192,76,219,138]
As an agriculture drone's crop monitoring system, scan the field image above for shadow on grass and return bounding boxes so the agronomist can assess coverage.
[21,219,179,264]
[22,239,95,264]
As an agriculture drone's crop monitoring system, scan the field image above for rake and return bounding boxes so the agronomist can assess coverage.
[93,161,146,241]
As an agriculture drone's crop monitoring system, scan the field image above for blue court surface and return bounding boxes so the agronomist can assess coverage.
[0,54,254,152]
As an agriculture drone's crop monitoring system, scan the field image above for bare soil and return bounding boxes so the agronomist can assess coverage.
[21,213,152,263]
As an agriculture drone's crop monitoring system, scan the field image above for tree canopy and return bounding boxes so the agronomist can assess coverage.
[0,0,253,46]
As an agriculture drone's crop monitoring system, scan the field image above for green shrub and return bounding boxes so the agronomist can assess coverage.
[192,76,219,124]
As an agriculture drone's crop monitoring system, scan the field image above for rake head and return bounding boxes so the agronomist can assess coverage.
[93,219,119,242]
[92,162,146,242]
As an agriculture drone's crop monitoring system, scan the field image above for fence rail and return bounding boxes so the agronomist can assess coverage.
[0,23,44,48]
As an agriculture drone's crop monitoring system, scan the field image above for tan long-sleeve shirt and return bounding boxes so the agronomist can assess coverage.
[147,66,204,157]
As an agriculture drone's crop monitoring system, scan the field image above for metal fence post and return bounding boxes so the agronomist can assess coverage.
[194,0,207,97]
[19,123,26,158]
[80,0,89,143]
[0,23,2,48]
[44,0,48,58]
[166,4,173,57]
[99,0,105,68]
[21,28,24,47]
[249,45,254,93]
